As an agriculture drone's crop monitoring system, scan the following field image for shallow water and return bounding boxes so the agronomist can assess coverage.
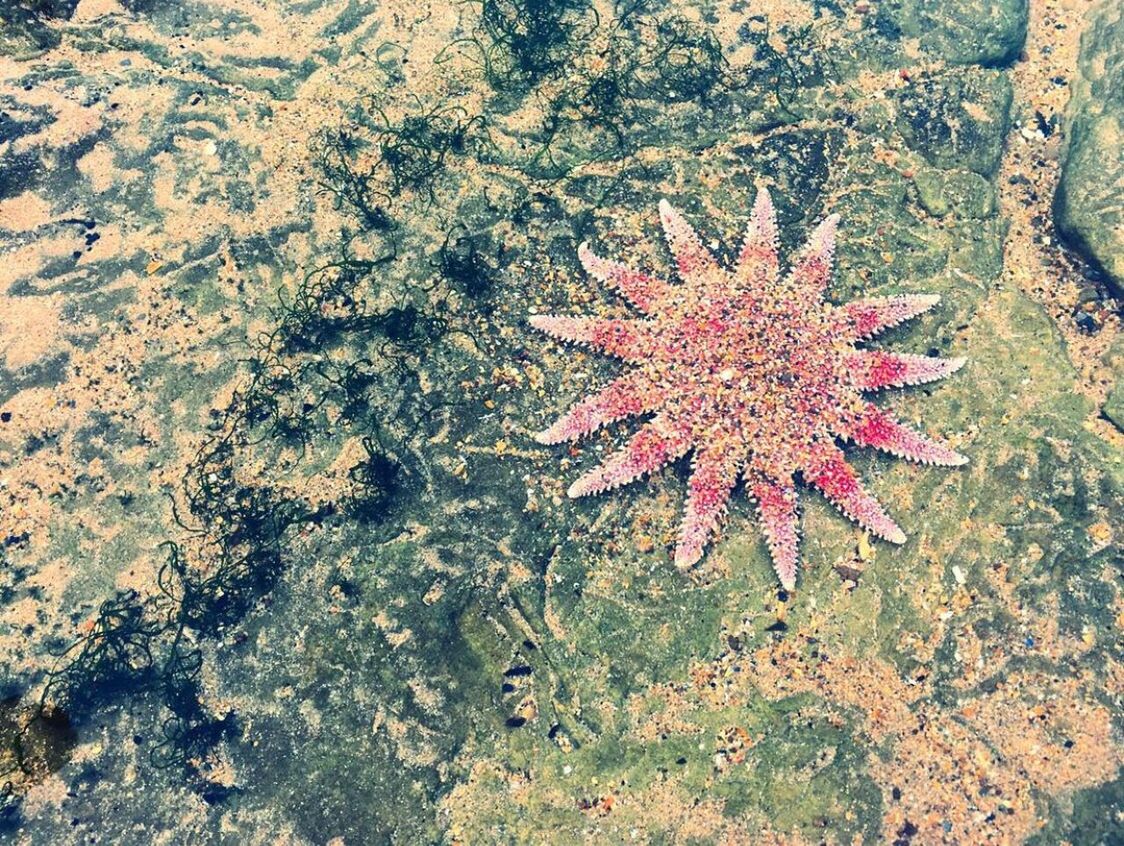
[0,1,1121,843]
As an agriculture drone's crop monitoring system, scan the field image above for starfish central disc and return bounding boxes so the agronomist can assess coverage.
[531,192,967,589]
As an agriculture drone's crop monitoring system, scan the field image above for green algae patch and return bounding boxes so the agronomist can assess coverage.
[444,687,882,845]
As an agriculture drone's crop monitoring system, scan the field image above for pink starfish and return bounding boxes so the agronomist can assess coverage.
[531,192,967,589]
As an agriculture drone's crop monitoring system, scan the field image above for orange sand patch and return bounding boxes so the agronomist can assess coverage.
[0,293,65,369]
[0,191,53,232]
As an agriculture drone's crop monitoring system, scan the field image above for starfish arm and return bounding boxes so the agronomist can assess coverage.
[577,243,673,314]
[785,214,838,298]
[804,444,906,544]
[673,445,743,570]
[529,315,652,361]
[849,403,968,466]
[535,370,663,445]
[567,417,691,497]
[848,350,966,391]
[747,471,800,590]
[734,188,780,287]
[658,199,719,282]
[830,294,941,340]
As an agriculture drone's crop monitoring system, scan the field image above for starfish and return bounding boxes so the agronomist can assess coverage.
[530,191,967,589]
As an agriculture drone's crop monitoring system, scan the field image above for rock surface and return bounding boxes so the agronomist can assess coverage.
[1055,0,1124,297]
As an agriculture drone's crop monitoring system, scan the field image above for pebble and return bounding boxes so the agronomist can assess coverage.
[1074,312,1098,333]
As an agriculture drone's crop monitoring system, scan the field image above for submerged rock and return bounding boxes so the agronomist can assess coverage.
[882,0,1028,67]
[914,167,996,218]
[892,68,1014,177]
[1105,337,1124,432]
[1106,382,1124,431]
[1055,0,1124,297]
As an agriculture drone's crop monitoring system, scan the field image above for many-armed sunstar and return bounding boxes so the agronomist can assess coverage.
[530,191,967,589]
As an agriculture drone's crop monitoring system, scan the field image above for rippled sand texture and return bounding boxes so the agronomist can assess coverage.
[0,0,1121,843]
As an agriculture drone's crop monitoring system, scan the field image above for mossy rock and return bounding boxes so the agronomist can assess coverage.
[882,0,1028,67]
[913,168,996,218]
[1104,337,1124,432]
[892,68,1014,177]
[1106,384,1124,432]
[1054,0,1124,297]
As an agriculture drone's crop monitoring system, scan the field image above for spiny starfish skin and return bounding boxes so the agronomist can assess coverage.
[531,191,967,589]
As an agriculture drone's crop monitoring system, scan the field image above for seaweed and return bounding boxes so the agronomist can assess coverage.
[740,18,840,118]
[41,590,164,710]
[27,173,472,779]
[11,29,504,804]
[345,435,403,522]
[371,102,485,198]
[317,101,486,218]
[29,234,453,791]
[28,473,298,788]
[643,15,731,104]
[439,0,597,89]
[514,10,745,175]
[315,130,395,231]
[31,540,260,784]
[439,227,495,299]
[545,34,644,153]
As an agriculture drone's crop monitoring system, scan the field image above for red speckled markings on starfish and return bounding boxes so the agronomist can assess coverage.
[530,190,968,590]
